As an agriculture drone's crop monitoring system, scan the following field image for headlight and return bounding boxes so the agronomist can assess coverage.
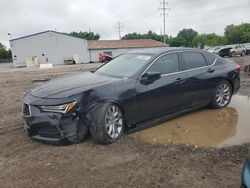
[40,102,77,114]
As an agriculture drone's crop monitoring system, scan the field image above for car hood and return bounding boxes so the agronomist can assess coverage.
[30,72,121,99]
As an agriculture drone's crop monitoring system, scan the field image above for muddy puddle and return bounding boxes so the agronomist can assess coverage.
[132,95,250,148]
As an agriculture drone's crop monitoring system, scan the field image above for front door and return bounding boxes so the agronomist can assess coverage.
[134,52,188,123]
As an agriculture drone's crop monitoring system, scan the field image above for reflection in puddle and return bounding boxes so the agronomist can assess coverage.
[132,95,250,148]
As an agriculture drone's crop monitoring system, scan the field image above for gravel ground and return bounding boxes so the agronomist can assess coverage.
[0,57,250,188]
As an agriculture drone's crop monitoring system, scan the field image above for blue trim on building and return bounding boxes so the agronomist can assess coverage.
[9,30,85,41]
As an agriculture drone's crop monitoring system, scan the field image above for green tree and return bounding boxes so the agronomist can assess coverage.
[0,43,12,59]
[224,23,250,44]
[192,33,227,47]
[169,37,186,47]
[122,31,166,43]
[176,28,198,47]
[168,28,198,47]
[122,32,142,39]
[69,31,100,40]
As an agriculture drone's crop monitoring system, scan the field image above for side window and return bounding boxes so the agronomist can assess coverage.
[203,52,216,65]
[181,52,207,70]
[148,53,180,75]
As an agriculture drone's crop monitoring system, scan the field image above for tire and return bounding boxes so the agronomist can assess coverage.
[89,103,124,144]
[210,80,232,109]
[231,52,235,57]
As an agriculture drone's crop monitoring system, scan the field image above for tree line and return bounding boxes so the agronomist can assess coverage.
[68,23,250,47]
[69,31,100,40]
[122,23,250,47]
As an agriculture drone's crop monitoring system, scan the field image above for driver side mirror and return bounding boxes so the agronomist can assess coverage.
[140,71,161,85]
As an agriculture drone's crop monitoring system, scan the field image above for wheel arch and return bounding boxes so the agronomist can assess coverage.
[87,99,124,112]
[86,99,127,125]
[225,78,234,92]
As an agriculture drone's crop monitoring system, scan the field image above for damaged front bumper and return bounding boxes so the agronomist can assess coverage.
[23,105,81,144]
[22,94,85,144]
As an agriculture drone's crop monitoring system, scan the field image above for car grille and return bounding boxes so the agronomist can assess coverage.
[38,126,62,138]
[23,103,31,116]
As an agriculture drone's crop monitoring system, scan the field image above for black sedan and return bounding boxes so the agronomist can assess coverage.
[22,48,240,145]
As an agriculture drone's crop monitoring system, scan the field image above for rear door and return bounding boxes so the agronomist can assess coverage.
[179,51,216,107]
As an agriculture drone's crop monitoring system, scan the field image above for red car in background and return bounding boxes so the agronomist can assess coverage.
[99,53,113,63]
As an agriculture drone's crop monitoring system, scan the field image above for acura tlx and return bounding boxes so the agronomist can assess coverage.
[22,48,240,145]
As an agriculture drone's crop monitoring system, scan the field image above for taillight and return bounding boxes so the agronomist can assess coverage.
[236,63,241,70]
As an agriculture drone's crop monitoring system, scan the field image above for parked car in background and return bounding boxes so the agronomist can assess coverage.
[207,47,219,53]
[245,44,250,55]
[241,149,250,188]
[240,44,247,54]
[230,45,245,57]
[99,53,113,63]
[213,46,232,57]
[22,48,241,145]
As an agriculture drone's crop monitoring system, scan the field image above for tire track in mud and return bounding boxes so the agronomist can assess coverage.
[0,126,23,135]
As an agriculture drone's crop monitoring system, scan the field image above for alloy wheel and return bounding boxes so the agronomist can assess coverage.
[215,83,231,107]
[105,105,123,139]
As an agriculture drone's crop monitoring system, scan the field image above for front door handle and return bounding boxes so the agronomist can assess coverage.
[207,68,215,73]
[174,78,185,84]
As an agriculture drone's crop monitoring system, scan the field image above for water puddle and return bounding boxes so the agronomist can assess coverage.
[132,95,250,148]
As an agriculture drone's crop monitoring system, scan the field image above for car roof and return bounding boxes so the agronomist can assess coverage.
[127,47,198,55]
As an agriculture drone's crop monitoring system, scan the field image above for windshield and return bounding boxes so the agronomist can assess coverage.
[95,53,152,78]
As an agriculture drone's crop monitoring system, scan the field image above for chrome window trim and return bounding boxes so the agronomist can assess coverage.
[140,50,217,78]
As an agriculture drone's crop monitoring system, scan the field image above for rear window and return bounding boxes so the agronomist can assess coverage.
[181,52,207,70]
[203,52,216,65]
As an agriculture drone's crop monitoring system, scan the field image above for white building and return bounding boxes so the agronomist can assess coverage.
[88,39,168,62]
[10,30,168,67]
[10,30,90,67]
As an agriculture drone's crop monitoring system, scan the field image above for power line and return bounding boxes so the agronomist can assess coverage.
[116,20,123,39]
[158,0,170,43]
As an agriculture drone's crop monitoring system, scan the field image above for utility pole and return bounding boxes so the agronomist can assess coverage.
[158,0,170,43]
[116,20,123,39]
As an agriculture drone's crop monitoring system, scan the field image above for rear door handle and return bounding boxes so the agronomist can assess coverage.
[207,68,215,73]
[174,78,185,84]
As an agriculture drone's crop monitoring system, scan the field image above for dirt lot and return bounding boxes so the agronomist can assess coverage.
[0,56,250,188]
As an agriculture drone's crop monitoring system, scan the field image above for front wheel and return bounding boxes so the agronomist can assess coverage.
[210,80,232,109]
[89,103,124,144]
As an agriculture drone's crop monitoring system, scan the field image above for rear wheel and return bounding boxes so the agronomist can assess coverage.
[89,103,124,144]
[210,81,232,109]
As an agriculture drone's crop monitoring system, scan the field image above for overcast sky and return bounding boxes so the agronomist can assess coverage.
[1,0,250,48]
